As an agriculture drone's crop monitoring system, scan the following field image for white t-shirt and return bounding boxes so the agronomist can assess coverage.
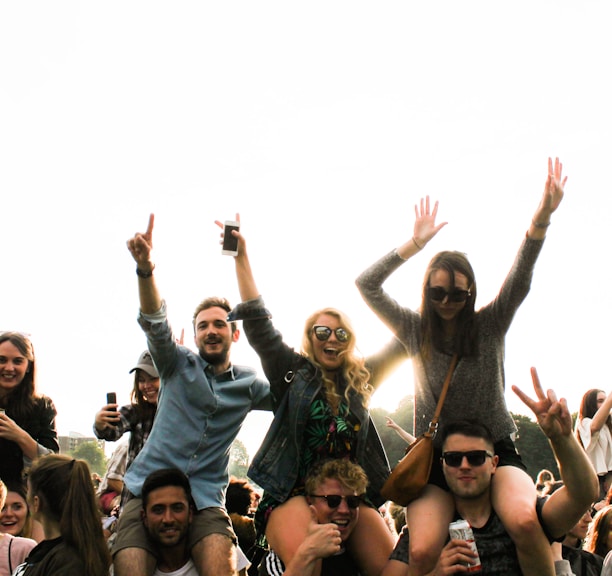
[577,417,612,475]
[152,546,250,576]
[154,559,197,576]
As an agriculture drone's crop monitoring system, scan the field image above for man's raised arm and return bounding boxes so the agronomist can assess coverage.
[126,213,162,314]
[513,368,598,539]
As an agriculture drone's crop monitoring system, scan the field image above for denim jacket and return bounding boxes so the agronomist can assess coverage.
[228,297,408,507]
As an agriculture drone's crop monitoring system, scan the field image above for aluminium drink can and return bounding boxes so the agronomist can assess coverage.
[449,519,482,572]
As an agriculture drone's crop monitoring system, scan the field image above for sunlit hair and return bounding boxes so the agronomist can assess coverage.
[0,332,39,420]
[305,459,368,497]
[226,476,256,516]
[419,252,478,359]
[0,480,6,510]
[585,505,612,557]
[28,454,111,576]
[192,297,237,334]
[576,389,612,446]
[1,481,33,538]
[301,308,372,405]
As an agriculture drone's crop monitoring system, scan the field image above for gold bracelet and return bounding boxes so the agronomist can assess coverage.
[412,237,424,250]
[532,219,550,229]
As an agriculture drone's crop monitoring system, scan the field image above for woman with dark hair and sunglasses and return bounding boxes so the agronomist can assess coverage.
[356,157,566,576]
[218,218,407,576]
[0,332,59,486]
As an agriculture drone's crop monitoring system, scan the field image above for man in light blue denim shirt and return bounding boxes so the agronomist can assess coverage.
[113,214,271,576]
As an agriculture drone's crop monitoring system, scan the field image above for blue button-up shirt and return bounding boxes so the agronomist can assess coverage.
[123,301,271,510]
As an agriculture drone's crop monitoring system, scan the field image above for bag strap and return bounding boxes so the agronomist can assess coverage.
[426,354,459,437]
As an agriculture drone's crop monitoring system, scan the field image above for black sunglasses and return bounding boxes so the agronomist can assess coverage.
[428,286,471,303]
[441,450,493,467]
[312,325,350,343]
[309,494,362,509]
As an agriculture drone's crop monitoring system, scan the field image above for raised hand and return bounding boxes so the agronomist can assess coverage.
[539,157,567,216]
[214,213,243,256]
[512,368,571,441]
[127,213,155,268]
[302,505,343,559]
[94,404,120,431]
[413,196,448,248]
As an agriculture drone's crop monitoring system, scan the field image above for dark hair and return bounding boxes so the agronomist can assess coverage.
[577,389,612,445]
[142,468,194,510]
[441,420,494,450]
[0,332,39,420]
[130,370,158,423]
[226,477,256,516]
[420,252,478,359]
[29,454,111,576]
[192,297,236,334]
[585,505,612,557]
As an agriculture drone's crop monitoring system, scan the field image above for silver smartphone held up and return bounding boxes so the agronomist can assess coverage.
[222,220,240,256]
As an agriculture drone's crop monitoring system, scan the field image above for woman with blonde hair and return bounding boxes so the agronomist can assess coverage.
[12,454,111,576]
[220,219,407,576]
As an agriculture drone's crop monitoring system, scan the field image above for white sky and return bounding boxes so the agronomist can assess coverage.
[1,2,611,459]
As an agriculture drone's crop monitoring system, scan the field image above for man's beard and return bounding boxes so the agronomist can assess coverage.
[198,343,229,367]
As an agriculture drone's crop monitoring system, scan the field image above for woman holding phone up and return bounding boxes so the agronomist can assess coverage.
[218,217,407,576]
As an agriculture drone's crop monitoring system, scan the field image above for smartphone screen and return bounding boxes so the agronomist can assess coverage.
[222,221,240,255]
[106,392,117,405]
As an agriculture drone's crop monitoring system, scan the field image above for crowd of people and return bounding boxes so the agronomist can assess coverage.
[2,157,612,575]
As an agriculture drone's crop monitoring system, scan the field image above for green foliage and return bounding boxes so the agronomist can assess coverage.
[512,413,559,481]
[371,398,560,482]
[229,438,250,479]
[70,441,108,476]
[371,395,415,467]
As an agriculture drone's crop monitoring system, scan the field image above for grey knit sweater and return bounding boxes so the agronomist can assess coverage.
[356,236,544,448]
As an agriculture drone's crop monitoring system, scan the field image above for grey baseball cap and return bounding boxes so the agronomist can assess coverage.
[129,351,159,378]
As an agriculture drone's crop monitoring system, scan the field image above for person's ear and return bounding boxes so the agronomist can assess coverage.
[141,508,148,527]
[232,327,240,343]
[31,495,40,515]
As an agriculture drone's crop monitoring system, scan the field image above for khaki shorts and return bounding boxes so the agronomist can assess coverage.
[112,497,236,557]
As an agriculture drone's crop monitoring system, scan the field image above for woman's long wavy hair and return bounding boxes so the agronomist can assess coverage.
[301,308,372,406]
[28,454,111,576]
[419,251,478,360]
[0,332,39,421]
[585,505,612,557]
[576,389,612,446]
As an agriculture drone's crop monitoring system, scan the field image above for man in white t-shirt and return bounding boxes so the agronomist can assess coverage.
[142,469,250,576]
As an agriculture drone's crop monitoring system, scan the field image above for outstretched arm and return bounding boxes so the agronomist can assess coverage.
[386,416,415,444]
[528,157,567,241]
[396,196,447,260]
[215,215,259,302]
[512,368,598,538]
[126,213,162,314]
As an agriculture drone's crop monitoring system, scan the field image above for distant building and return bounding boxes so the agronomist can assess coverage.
[58,431,105,454]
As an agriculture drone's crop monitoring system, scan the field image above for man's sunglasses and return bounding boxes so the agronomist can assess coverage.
[441,450,494,467]
[312,325,350,343]
[309,494,362,509]
[428,286,472,303]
